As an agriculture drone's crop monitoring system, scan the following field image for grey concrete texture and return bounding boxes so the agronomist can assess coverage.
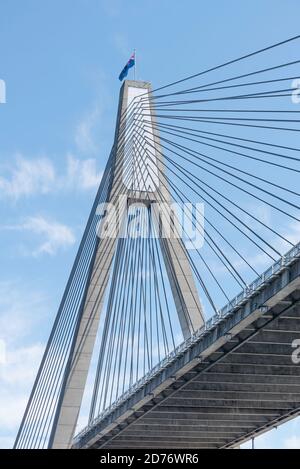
[50,79,205,448]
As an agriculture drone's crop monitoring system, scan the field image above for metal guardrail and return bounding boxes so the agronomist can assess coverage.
[73,241,300,446]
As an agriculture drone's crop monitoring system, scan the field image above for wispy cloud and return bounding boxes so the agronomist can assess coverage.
[0,154,102,200]
[0,343,45,445]
[3,216,76,256]
[0,155,55,200]
[66,154,103,190]
[22,216,76,255]
[0,281,50,447]
[75,105,101,154]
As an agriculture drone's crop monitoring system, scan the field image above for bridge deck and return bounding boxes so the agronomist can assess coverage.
[73,248,300,449]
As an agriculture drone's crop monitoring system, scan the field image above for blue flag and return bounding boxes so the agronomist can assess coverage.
[119,52,135,81]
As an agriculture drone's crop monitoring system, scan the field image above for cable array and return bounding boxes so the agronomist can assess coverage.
[15,34,300,448]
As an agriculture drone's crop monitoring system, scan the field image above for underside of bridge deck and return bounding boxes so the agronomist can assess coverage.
[74,262,300,449]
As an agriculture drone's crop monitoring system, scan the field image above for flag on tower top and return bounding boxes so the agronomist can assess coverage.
[118,52,135,81]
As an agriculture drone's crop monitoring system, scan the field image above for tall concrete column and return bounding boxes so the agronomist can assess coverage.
[49,80,205,448]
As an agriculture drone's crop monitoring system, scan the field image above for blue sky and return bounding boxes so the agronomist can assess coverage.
[0,0,300,449]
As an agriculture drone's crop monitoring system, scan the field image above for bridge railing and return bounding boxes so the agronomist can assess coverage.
[73,240,300,446]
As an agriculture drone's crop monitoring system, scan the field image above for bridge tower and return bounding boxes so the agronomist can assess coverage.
[14,80,204,449]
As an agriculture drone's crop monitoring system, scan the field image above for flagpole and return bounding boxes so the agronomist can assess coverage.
[134,49,136,80]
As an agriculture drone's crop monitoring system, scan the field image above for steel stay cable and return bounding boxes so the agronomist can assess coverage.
[126,127,204,332]
[143,124,296,250]
[100,138,147,410]
[138,123,295,259]
[109,232,145,405]
[100,236,128,410]
[152,121,300,165]
[153,113,300,133]
[19,122,142,444]
[145,122,300,197]
[19,58,300,446]
[141,57,300,100]
[16,98,146,446]
[100,202,137,408]
[157,131,300,201]
[154,133,300,221]
[133,127,247,291]
[123,133,191,344]
[131,112,214,322]
[142,87,299,109]
[16,114,145,446]
[142,75,300,103]
[141,34,300,95]
[132,125,220,315]
[90,227,131,418]
[95,224,132,415]
[153,121,300,155]
[133,120,223,313]
[26,166,135,448]
[140,126,279,260]
[162,171,260,278]
[135,127,246,292]
[101,234,132,413]
[17,91,179,446]
[89,238,130,419]
[121,223,140,393]
[16,154,115,441]
[114,230,139,407]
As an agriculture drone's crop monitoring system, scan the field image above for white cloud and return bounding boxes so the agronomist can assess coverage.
[0,93,105,200]
[75,105,101,154]
[0,344,44,444]
[0,282,50,447]
[2,216,76,256]
[22,216,76,255]
[66,154,103,190]
[0,154,102,199]
[0,155,55,200]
